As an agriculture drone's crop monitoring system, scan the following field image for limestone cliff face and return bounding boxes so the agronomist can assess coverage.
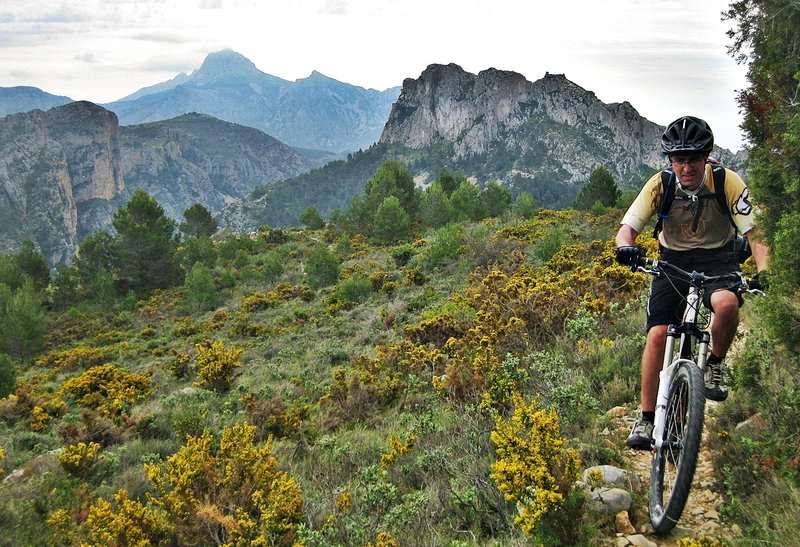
[0,102,121,264]
[1,104,312,265]
[380,65,738,186]
[383,64,534,154]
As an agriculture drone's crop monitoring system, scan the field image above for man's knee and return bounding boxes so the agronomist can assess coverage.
[710,290,740,317]
[646,325,668,348]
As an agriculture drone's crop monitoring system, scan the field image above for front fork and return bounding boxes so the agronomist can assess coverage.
[651,325,710,450]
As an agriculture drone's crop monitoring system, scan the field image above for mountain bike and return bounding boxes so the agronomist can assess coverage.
[633,257,755,534]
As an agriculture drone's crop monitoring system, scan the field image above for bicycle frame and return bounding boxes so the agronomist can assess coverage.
[651,282,710,450]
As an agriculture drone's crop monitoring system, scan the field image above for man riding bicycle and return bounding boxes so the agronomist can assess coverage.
[614,115,770,450]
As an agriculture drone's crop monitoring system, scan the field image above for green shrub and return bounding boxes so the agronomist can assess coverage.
[306,245,340,290]
[333,274,373,306]
[183,262,217,312]
[0,353,16,398]
[426,224,463,270]
[531,225,567,263]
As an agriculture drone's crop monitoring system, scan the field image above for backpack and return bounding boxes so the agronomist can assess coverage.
[652,162,751,262]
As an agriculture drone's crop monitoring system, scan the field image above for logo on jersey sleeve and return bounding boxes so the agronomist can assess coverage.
[733,187,753,216]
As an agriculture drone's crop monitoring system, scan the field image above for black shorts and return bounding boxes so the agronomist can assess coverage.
[645,247,744,331]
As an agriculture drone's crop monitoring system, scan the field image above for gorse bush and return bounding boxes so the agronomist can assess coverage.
[57,441,102,476]
[57,363,151,416]
[193,340,242,393]
[86,422,304,545]
[490,393,582,540]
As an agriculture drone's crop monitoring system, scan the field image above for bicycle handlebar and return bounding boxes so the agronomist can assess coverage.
[633,257,761,295]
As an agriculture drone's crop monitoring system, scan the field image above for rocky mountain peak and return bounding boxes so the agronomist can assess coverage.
[191,49,266,85]
[379,63,672,184]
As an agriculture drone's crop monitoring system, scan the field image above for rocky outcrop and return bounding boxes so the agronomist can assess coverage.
[381,64,740,186]
[0,102,118,264]
[119,113,312,220]
[1,103,312,265]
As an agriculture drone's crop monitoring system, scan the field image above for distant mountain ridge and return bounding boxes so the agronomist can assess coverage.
[0,86,73,117]
[381,63,741,184]
[218,63,744,231]
[103,49,401,153]
[0,102,311,264]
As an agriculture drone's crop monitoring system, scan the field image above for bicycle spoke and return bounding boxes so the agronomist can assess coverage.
[649,362,705,534]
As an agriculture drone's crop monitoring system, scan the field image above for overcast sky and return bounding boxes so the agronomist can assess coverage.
[1,0,749,150]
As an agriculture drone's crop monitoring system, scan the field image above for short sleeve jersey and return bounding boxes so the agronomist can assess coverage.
[621,164,755,251]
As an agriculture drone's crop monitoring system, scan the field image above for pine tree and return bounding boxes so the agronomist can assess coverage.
[180,203,218,238]
[572,166,620,210]
[373,196,411,243]
[299,206,325,230]
[113,190,182,294]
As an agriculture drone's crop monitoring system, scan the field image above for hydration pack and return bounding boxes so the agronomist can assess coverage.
[652,161,751,263]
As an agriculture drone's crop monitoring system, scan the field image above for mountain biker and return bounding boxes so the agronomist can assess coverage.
[614,115,770,450]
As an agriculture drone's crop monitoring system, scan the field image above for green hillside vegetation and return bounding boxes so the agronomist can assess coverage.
[239,140,585,229]
[2,151,798,545]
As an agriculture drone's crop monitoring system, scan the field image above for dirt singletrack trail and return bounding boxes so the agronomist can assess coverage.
[620,401,743,546]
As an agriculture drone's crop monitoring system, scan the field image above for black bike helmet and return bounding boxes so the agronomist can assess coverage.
[661,116,714,155]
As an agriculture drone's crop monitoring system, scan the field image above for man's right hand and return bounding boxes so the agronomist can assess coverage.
[615,245,643,267]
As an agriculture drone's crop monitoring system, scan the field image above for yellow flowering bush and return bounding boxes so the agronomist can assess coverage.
[320,342,427,426]
[242,393,310,441]
[34,346,107,371]
[677,538,730,547]
[490,393,581,535]
[144,422,304,545]
[86,489,172,546]
[379,432,418,470]
[397,341,447,375]
[193,340,243,393]
[403,314,466,346]
[29,405,51,432]
[366,531,401,547]
[335,490,353,513]
[46,509,77,546]
[57,364,151,416]
[241,283,313,312]
[58,441,101,476]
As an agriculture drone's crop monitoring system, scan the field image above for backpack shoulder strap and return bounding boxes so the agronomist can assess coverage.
[710,164,737,233]
[652,169,675,237]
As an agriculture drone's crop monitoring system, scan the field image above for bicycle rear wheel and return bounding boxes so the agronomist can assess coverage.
[649,360,705,534]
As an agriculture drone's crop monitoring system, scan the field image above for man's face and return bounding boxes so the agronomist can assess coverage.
[669,154,707,189]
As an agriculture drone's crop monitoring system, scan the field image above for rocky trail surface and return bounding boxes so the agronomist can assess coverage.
[603,402,744,546]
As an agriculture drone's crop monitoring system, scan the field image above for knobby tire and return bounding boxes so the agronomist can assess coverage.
[649,361,705,534]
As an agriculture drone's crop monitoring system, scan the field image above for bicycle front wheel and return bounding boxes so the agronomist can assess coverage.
[649,360,705,534]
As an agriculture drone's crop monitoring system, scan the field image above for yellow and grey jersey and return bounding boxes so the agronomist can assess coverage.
[621,164,754,251]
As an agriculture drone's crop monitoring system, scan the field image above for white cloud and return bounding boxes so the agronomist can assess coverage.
[73,52,97,64]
